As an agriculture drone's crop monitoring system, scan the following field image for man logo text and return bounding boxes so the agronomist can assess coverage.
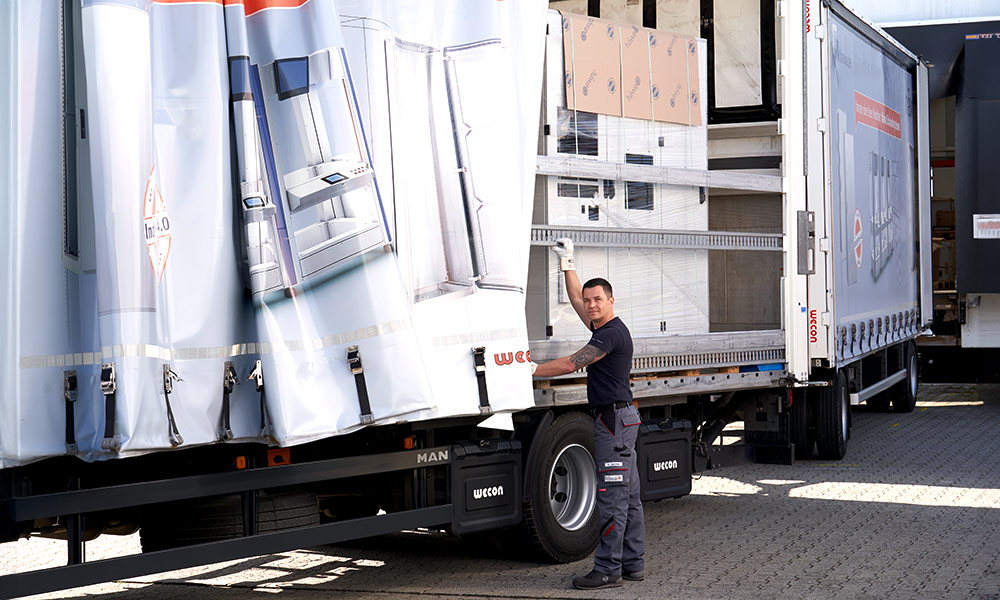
[417,450,448,464]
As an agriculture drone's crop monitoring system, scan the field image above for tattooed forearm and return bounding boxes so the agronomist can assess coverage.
[568,344,607,369]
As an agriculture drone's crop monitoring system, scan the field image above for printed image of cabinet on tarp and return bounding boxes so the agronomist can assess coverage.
[229,0,547,446]
[0,0,546,468]
[829,11,920,361]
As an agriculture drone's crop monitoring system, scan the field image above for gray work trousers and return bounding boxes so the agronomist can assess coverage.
[592,403,645,575]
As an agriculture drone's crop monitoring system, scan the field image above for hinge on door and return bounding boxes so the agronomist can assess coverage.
[816,117,828,133]
[821,311,831,326]
[797,211,816,275]
[819,237,830,253]
[815,24,826,40]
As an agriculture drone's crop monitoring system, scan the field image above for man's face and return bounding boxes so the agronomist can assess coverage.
[583,285,614,325]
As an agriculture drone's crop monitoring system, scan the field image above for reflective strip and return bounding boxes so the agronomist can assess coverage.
[432,328,525,347]
[18,319,411,369]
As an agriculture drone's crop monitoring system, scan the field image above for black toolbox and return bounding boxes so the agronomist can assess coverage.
[450,439,521,535]
[636,419,692,501]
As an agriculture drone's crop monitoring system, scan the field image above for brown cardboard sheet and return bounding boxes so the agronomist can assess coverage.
[561,12,622,117]
[648,29,690,125]
[620,23,652,120]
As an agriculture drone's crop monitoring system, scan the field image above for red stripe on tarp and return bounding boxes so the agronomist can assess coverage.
[152,0,224,4]
[624,422,640,427]
[854,91,902,139]
[240,0,311,15]
[599,468,628,472]
[153,0,311,15]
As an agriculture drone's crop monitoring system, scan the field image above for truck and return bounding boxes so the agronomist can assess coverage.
[0,0,931,597]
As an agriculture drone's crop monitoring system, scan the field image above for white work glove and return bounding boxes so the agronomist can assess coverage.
[529,361,539,375]
[551,237,575,272]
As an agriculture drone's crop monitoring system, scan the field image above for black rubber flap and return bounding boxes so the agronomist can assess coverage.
[637,419,692,502]
[451,439,521,536]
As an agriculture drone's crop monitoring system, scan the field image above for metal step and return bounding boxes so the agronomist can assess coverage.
[530,329,786,373]
[533,368,787,407]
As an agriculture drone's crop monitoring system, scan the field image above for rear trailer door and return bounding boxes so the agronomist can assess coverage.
[812,2,929,367]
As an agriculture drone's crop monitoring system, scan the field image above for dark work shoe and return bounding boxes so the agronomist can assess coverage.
[622,570,645,581]
[572,569,622,589]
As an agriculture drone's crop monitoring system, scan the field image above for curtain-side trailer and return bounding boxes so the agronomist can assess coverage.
[0,0,930,597]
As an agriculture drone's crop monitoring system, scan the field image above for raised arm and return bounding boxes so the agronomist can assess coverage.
[552,238,589,326]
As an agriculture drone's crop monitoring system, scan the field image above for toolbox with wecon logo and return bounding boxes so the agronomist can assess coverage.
[637,419,693,501]
[450,439,522,535]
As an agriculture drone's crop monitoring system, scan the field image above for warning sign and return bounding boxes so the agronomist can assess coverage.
[143,166,171,282]
[853,209,863,268]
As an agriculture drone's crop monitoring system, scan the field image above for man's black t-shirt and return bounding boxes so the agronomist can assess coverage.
[585,316,633,408]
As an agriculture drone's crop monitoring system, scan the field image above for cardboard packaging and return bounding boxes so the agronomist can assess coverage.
[562,12,623,117]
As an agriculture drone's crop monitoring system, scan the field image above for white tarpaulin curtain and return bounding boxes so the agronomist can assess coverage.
[0,0,545,467]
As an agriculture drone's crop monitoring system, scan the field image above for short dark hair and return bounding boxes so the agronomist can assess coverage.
[583,277,613,298]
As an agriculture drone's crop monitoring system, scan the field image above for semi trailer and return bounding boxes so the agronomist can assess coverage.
[0,0,931,597]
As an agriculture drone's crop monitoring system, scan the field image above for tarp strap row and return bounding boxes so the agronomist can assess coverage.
[347,346,374,425]
[63,370,78,454]
[248,359,268,437]
[220,361,238,441]
[100,363,118,451]
[162,364,184,447]
[472,347,492,416]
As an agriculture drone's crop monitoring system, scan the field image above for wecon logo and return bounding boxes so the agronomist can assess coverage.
[473,485,505,500]
[653,459,679,472]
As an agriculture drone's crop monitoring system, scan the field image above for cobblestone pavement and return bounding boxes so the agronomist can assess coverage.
[2,383,999,599]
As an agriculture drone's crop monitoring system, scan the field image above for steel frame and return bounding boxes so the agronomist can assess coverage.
[0,446,455,599]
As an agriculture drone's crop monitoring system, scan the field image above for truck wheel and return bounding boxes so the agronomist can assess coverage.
[816,371,849,460]
[891,342,918,413]
[521,411,599,563]
[790,389,814,459]
[140,491,319,552]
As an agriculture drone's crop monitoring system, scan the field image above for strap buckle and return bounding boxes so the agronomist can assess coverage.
[347,346,374,425]
[100,363,116,396]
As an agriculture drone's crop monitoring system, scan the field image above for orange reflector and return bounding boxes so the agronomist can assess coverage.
[267,448,290,467]
[235,456,247,470]
[403,436,414,450]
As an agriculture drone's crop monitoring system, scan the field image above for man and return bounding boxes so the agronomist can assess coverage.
[531,238,646,590]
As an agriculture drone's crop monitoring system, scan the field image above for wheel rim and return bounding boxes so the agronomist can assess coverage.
[909,354,918,398]
[548,443,597,532]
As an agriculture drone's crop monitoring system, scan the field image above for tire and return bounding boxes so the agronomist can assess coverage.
[521,412,599,563]
[891,342,918,413]
[140,491,319,552]
[816,371,849,460]
[790,388,813,460]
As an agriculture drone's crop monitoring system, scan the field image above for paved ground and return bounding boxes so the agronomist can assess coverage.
[3,383,999,599]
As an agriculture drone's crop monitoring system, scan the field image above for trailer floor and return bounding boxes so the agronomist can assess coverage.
[3,384,999,600]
